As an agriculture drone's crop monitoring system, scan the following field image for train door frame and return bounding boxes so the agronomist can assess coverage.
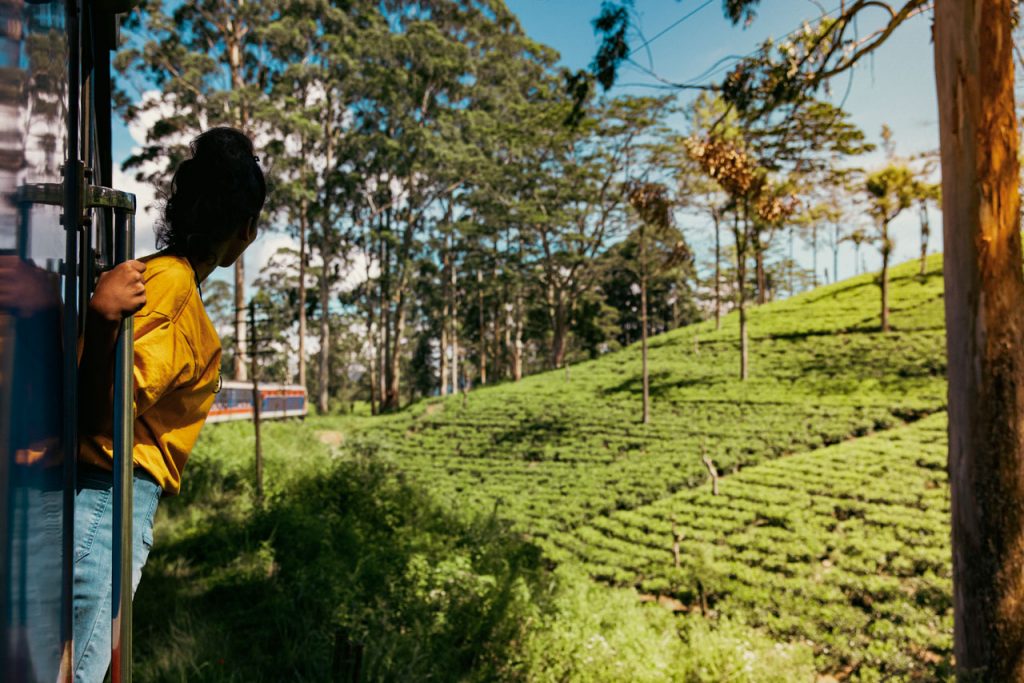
[2,1,140,680]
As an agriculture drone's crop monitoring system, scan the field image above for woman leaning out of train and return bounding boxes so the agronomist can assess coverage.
[75,127,265,682]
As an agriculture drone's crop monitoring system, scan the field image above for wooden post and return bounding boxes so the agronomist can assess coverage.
[249,300,264,504]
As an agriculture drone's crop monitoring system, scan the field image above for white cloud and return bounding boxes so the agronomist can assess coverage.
[113,164,160,257]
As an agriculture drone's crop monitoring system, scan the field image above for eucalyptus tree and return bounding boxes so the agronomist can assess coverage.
[348,0,555,408]
[741,98,872,302]
[524,94,677,370]
[116,0,278,380]
[680,93,739,329]
[457,50,569,381]
[685,135,761,380]
[626,181,688,424]
[863,164,914,332]
[265,0,377,413]
[911,176,941,276]
[262,0,348,392]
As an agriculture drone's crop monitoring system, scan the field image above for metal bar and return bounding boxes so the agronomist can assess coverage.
[110,206,134,683]
[61,3,82,676]
[12,183,135,212]
[86,185,136,212]
[12,182,64,207]
[79,21,93,333]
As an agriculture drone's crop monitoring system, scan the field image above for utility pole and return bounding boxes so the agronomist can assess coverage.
[248,299,263,505]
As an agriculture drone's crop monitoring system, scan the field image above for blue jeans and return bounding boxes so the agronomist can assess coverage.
[72,466,162,683]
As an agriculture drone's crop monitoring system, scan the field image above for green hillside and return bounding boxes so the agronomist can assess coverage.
[344,255,946,535]
[315,255,951,679]
[137,255,952,682]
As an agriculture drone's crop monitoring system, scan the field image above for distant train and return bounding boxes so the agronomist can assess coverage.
[208,380,309,423]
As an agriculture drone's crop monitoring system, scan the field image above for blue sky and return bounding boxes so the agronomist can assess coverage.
[114,0,941,286]
[505,0,941,281]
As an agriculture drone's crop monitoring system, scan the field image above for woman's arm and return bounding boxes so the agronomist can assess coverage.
[79,260,147,436]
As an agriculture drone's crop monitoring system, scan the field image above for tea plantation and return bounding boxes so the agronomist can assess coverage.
[138,255,952,681]
[329,255,951,679]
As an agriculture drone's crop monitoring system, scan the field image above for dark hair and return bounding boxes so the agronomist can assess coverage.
[158,127,266,260]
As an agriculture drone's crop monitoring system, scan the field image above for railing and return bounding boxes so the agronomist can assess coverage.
[11,182,137,681]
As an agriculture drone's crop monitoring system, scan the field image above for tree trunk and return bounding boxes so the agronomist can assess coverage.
[449,243,459,394]
[368,318,378,415]
[640,270,650,424]
[492,244,502,380]
[935,2,1024,679]
[754,244,766,305]
[880,225,890,333]
[788,226,795,295]
[738,259,748,381]
[234,257,247,380]
[318,252,330,414]
[228,23,248,382]
[734,210,749,381]
[440,244,450,396]
[550,297,568,369]
[919,201,931,276]
[298,198,307,389]
[502,296,512,381]
[714,210,722,329]
[477,269,487,386]
[386,290,405,410]
[512,284,523,381]
[439,324,448,396]
[365,241,378,415]
[833,222,841,284]
[812,224,819,288]
[380,232,392,408]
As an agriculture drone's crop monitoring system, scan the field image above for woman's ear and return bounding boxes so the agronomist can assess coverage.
[241,216,257,243]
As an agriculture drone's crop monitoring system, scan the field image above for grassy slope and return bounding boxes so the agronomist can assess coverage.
[343,256,946,535]
[325,254,951,679]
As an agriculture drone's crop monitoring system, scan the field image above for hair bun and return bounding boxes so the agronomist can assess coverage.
[156,127,267,259]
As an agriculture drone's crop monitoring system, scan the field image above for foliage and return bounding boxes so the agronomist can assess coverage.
[135,420,817,682]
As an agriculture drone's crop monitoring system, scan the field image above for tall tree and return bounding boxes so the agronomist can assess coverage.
[863,164,914,332]
[685,136,762,380]
[935,1,1024,676]
[911,175,941,276]
[626,181,688,424]
[116,0,276,380]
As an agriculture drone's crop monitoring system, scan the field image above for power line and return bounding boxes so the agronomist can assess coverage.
[686,4,845,86]
[616,3,847,93]
[627,0,716,59]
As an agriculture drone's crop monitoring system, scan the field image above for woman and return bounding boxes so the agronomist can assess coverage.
[74,127,265,682]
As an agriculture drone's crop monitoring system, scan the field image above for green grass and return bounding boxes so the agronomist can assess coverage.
[136,254,952,681]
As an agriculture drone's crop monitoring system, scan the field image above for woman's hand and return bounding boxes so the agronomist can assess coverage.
[89,260,147,322]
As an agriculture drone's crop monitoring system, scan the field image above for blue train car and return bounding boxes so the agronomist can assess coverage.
[207,380,308,424]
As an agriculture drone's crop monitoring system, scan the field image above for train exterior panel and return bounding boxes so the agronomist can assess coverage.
[207,380,308,423]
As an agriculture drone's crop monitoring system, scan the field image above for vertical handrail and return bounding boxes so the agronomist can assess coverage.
[110,206,134,683]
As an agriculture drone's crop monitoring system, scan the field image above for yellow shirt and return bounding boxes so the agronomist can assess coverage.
[80,254,222,495]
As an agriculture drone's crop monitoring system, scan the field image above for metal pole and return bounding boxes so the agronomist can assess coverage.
[110,207,134,683]
[62,2,83,674]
